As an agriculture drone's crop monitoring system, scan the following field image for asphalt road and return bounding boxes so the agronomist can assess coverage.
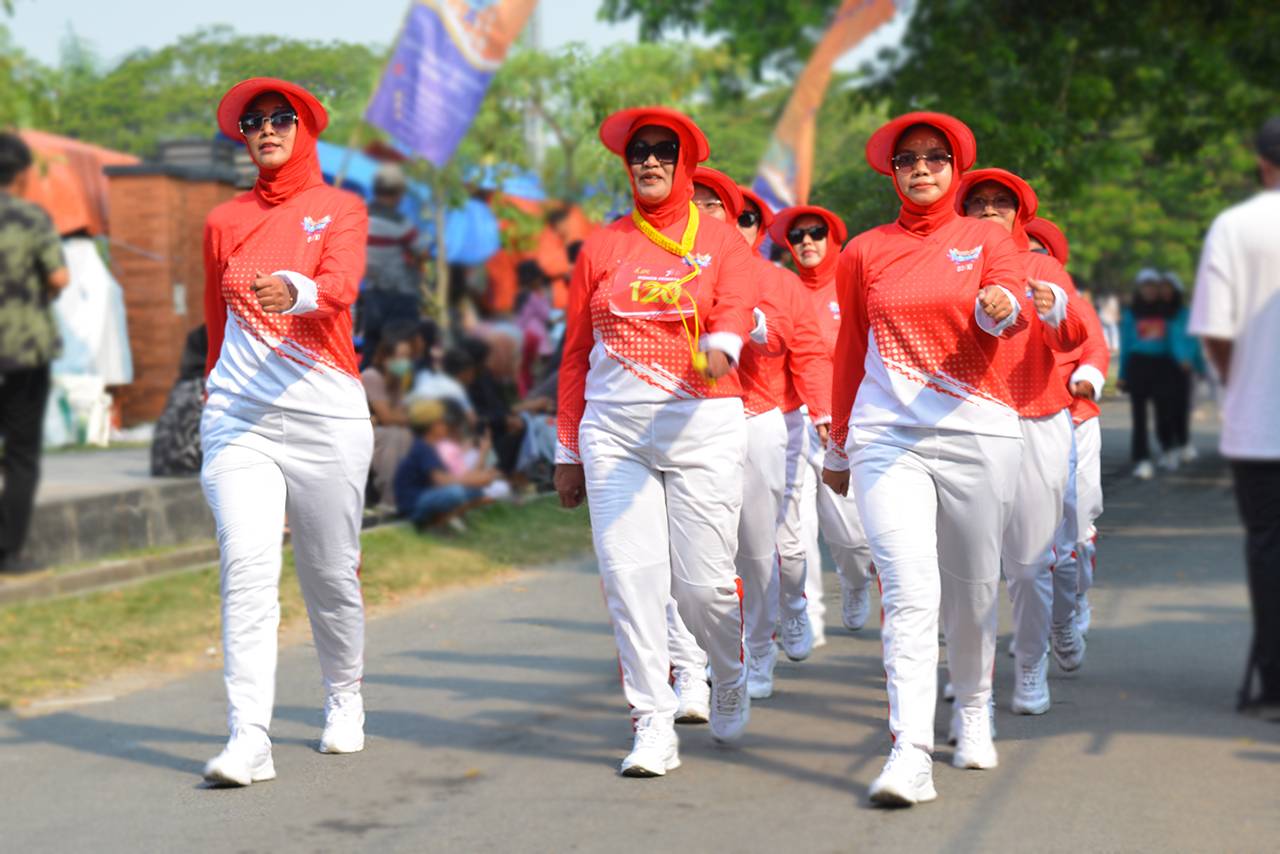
[4,402,1278,853]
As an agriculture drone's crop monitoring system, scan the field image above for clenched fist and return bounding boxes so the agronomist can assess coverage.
[252,270,297,314]
[1027,278,1058,316]
[977,286,1014,324]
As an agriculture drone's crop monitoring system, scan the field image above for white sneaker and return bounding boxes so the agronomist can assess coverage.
[620,719,680,777]
[747,644,778,699]
[1076,593,1092,636]
[948,696,996,745]
[779,612,814,661]
[709,669,751,743]
[1011,653,1051,715]
[841,581,871,631]
[673,667,710,724]
[319,691,366,754]
[951,704,999,769]
[1158,450,1180,472]
[202,728,275,787]
[868,743,936,807]
[943,681,955,702]
[1051,620,1087,672]
[1180,444,1199,464]
[1133,460,1156,480]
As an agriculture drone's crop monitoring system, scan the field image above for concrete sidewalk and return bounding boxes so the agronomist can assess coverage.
[2,402,1277,853]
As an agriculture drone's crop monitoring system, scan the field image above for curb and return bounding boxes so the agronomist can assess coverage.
[0,508,402,608]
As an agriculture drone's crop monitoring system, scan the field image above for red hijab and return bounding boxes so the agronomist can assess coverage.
[737,186,775,251]
[599,106,710,230]
[217,77,328,207]
[692,166,744,219]
[1027,216,1070,265]
[957,167,1039,251]
[768,205,848,286]
[865,111,977,236]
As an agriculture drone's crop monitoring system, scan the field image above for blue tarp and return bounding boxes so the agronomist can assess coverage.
[314,141,505,266]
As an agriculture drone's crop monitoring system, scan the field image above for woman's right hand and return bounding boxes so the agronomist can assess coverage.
[822,467,850,497]
[554,464,587,509]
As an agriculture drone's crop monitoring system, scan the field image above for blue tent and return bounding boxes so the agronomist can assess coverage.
[314,141,503,266]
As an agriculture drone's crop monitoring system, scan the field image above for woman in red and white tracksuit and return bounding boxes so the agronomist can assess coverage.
[666,169,834,704]
[822,113,1029,806]
[767,206,875,638]
[554,108,758,777]
[199,78,372,787]
[1030,217,1109,637]
[957,168,1090,717]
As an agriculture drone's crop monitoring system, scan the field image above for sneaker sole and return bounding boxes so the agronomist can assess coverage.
[202,759,276,787]
[319,738,365,754]
[748,685,774,700]
[620,755,681,778]
[1052,651,1085,672]
[674,710,709,725]
[869,782,937,807]
[952,750,998,770]
[1011,698,1051,715]
[781,646,811,662]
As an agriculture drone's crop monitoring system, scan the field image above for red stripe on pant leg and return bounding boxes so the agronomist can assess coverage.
[736,576,745,664]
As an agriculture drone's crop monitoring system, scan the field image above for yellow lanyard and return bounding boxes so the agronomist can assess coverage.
[630,202,708,376]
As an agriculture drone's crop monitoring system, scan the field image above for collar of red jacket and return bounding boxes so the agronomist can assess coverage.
[600,106,709,230]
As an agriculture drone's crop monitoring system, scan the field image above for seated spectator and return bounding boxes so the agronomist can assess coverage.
[437,398,512,501]
[393,399,499,531]
[515,260,553,396]
[460,336,552,478]
[362,325,419,508]
[410,346,475,414]
[151,325,208,476]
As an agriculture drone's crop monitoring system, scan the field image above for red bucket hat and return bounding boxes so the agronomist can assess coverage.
[598,106,711,163]
[865,111,977,177]
[1027,216,1070,265]
[737,185,776,231]
[767,204,849,247]
[217,77,329,141]
[692,166,744,219]
[957,167,1039,224]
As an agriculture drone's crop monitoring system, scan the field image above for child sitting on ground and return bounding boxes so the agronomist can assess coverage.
[393,399,499,531]
[436,398,513,502]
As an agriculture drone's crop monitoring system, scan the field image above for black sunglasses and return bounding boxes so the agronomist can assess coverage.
[891,150,952,172]
[239,109,299,136]
[625,139,680,165]
[787,223,829,245]
[737,210,761,228]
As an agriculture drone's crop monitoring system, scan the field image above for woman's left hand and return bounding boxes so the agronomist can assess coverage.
[1027,278,1058,315]
[252,270,298,314]
[703,350,732,379]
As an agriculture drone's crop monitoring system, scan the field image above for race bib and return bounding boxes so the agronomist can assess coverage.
[608,263,703,321]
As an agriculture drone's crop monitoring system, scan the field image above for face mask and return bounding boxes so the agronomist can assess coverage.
[387,357,412,378]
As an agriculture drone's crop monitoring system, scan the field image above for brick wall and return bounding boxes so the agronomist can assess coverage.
[108,171,238,425]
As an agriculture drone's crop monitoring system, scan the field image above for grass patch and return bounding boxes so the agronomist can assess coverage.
[0,498,591,710]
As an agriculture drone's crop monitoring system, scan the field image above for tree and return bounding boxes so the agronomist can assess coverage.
[0,25,56,130]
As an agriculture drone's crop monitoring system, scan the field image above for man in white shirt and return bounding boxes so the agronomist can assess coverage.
[1189,116,1280,716]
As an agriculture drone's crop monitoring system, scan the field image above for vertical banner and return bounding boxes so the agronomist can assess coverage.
[752,0,896,212]
[366,0,539,168]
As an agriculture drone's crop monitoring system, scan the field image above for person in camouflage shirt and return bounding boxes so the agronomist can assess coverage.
[0,133,69,573]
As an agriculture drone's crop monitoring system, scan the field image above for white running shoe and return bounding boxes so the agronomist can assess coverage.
[673,667,710,724]
[841,581,871,631]
[943,681,955,702]
[747,644,778,699]
[951,704,999,769]
[948,696,996,745]
[709,669,751,743]
[319,691,366,754]
[202,728,275,787]
[1076,593,1092,636]
[779,612,814,661]
[1051,620,1087,672]
[1133,460,1156,480]
[1011,653,1051,715]
[868,743,936,807]
[619,719,680,777]
[1180,444,1199,464]
[1158,449,1180,472]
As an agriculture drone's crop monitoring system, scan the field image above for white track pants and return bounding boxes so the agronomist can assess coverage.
[737,408,788,656]
[1054,417,1103,615]
[852,427,1021,750]
[581,398,747,727]
[779,410,820,628]
[200,397,373,736]
[1004,410,1074,665]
